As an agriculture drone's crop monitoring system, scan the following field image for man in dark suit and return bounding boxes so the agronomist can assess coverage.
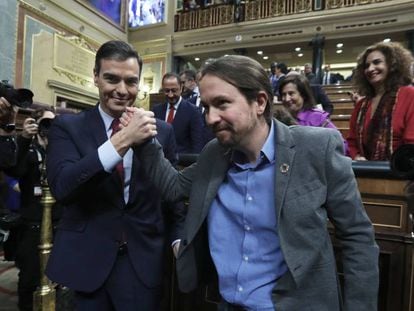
[128,55,379,310]
[152,72,204,154]
[322,64,339,85]
[45,40,185,311]
[179,69,199,105]
[310,84,334,114]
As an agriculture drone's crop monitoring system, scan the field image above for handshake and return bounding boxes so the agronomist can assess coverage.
[111,107,158,155]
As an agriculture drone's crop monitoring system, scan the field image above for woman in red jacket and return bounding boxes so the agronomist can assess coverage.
[347,41,414,160]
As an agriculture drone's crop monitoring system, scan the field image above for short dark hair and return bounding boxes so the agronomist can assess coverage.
[162,72,181,85]
[94,40,142,76]
[180,69,196,81]
[276,63,288,74]
[31,106,55,120]
[279,75,316,110]
[200,55,273,123]
[353,41,413,98]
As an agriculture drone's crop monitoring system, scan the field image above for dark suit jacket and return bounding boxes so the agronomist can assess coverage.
[152,99,204,154]
[137,120,379,310]
[5,137,62,222]
[310,84,334,115]
[45,105,185,292]
[0,136,16,169]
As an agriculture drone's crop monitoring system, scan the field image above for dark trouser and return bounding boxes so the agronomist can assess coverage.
[218,301,248,311]
[75,248,162,311]
[15,224,41,311]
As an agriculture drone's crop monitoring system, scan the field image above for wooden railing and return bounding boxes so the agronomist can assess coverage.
[175,0,391,32]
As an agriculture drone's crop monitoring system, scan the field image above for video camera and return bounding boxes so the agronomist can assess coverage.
[391,144,414,179]
[0,80,33,108]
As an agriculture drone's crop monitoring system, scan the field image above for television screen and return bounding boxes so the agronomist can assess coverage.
[128,0,166,28]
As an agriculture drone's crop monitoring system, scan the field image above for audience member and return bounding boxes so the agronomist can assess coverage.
[152,72,204,154]
[269,62,278,95]
[303,63,317,83]
[273,62,288,98]
[124,55,379,310]
[347,41,414,160]
[287,71,333,114]
[279,74,348,154]
[180,69,199,104]
[45,40,184,311]
[322,64,339,85]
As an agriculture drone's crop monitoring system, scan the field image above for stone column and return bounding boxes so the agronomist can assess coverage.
[310,34,325,84]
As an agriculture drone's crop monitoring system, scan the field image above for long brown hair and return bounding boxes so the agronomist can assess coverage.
[353,41,413,98]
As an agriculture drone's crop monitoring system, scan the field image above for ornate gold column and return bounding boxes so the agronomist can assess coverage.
[33,162,56,310]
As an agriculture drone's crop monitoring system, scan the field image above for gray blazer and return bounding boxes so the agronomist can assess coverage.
[137,119,379,311]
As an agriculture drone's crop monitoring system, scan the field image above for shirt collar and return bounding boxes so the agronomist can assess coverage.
[98,104,116,132]
[231,121,275,169]
[169,97,182,109]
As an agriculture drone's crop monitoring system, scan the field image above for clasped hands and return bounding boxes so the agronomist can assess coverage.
[110,107,157,156]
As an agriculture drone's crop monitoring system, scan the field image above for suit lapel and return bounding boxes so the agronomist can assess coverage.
[274,120,296,221]
[87,105,108,147]
[200,148,230,222]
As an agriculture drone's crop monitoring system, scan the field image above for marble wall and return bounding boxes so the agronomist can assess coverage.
[0,0,18,84]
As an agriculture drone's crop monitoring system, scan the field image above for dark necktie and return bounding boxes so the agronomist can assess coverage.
[110,118,124,184]
[167,104,175,124]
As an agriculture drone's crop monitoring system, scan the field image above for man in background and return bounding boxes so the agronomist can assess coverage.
[304,63,317,84]
[180,69,199,105]
[152,72,204,154]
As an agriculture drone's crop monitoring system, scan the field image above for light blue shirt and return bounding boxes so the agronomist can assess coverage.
[97,105,132,203]
[208,122,287,311]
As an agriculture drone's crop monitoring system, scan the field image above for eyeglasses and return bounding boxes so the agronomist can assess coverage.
[163,88,180,94]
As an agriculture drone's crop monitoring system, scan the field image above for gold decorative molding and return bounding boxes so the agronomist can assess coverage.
[52,33,96,87]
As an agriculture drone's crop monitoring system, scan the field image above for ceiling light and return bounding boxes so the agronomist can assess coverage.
[336,43,343,48]
[298,53,303,57]
[257,51,263,55]
[336,50,343,54]
[295,47,301,52]
[383,38,391,42]
[194,57,200,61]
[263,56,269,60]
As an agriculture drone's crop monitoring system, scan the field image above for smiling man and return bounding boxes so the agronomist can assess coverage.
[45,40,185,311]
[129,55,379,311]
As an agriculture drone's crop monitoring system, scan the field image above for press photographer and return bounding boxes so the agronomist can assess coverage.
[4,106,61,311]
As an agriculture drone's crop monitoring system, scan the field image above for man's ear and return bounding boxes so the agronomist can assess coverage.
[256,91,268,116]
[93,69,98,86]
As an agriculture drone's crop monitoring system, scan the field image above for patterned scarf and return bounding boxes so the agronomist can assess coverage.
[356,91,397,160]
